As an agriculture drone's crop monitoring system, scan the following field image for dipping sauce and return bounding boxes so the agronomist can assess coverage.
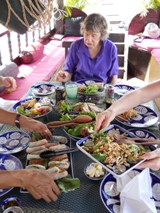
[1,197,21,211]
[85,162,105,179]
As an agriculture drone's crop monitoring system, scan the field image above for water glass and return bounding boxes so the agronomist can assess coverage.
[65,82,78,100]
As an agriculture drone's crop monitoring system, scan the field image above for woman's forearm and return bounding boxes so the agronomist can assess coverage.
[0,170,24,189]
[108,80,160,116]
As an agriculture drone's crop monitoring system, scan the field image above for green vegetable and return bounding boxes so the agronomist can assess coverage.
[56,177,80,193]
[31,131,43,141]
[84,84,99,94]
[16,106,26,115]
[92,153,106,162]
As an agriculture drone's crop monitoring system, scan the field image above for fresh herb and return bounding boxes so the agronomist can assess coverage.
[56,177,80,193]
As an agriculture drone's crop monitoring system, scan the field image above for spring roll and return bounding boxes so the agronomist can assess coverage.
[26,145,46,154]
[28,139,48,147]
[48,160,70,169]
[26,164,46,170]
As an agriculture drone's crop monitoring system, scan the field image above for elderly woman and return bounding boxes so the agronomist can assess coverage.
[56,13,119,85]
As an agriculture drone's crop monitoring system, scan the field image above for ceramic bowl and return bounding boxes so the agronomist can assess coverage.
[84,162,106,181]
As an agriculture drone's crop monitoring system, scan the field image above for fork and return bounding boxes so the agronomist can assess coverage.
[115,138,160,146]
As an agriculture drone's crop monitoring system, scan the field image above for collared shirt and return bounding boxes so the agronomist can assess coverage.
[63,38,119,83]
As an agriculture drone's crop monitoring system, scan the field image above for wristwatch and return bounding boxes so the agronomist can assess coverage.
[15,114,21,128]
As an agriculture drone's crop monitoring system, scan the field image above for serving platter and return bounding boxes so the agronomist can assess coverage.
[100,169,160,213]
[0,131,30,154]
[21,135,74,193]
[76,124,155,177]
[115,105,158,128]
[114,84,135,96]
[0,153,23,197]
[12,97,53,119]
[32,83,55,96]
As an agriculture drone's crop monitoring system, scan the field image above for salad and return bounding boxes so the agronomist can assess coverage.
[78,84,103,94]
[15,98,52,118]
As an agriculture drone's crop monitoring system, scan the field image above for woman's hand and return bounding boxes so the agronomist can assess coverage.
[95,109,116,132]
[21,169,61,202]
[137,148,160,171]
[0,76,17,92]
[56,70,72,82]
[21,116,52,138]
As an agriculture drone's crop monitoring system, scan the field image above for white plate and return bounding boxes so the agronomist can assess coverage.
[100,169,160,213]
[0,130,30,154]
[0,153,23,197]
[115,105,159,128]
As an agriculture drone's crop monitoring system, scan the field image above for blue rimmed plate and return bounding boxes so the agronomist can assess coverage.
[76,124,154,178]
[115,105,158,128]
[114,84,135,96]
[0,153,23,197]
[32,83,55,96]
[0,130,30,154]
[12,97,53,119]
[100,169,160,213]
[128,128,157,139]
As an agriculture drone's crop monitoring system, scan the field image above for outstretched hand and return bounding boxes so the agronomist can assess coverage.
[22,169,61,202]
[95,109,116,132]
[137,148,160,171]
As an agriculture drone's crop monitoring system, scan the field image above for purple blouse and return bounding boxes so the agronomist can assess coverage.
[63,38,119,83]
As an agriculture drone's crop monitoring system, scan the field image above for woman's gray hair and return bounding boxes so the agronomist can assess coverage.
[80,13,109,39]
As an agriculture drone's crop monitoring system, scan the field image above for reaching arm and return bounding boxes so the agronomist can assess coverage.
[0,108,51,138]
[95,80,160,131]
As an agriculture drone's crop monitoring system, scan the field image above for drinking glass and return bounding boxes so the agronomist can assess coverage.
[65,81,78,100]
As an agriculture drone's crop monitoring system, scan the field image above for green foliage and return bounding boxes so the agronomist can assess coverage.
[65,0,88,10]
[143,0,160,10]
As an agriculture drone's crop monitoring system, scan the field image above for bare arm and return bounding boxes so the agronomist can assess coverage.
[95,80,160,131]
[0,108,51,138]
[109,75,118,85]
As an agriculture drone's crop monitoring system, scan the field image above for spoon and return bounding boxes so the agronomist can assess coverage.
[47,115,93,127]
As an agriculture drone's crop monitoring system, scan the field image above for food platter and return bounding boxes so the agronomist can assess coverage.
[21,135,75,193]
[0,153,23,197]
[12,97,53,118]
[0,131,30,154]
[115,105,158,128]
[114,84,135,96]
[76,124,155,177]
[32,83,55,96]
[100,169,160,213]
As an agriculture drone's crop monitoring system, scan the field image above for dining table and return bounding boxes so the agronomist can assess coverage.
[0,80,160,213]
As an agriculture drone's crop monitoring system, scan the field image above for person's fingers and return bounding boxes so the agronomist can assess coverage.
[141,148,160,160]
[51,180,61,196]
[137,158,160,171]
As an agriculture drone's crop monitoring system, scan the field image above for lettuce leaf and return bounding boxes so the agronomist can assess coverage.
[56,177,80,193]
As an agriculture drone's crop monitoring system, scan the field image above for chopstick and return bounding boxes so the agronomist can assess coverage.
[117,137,160,145]
[126,137,160,142]
[47,121,95,128]
[116,115,128,122]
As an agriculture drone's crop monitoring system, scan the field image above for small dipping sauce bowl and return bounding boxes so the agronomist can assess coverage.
[1,196,21,212]
[84,162,106,181]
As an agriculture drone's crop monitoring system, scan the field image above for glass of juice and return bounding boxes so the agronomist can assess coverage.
[65,81,78,101]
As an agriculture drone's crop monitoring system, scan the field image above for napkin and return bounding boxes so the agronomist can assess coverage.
[118,168,156,213]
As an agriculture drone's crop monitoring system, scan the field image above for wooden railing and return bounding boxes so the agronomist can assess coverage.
[0,20,54,65]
